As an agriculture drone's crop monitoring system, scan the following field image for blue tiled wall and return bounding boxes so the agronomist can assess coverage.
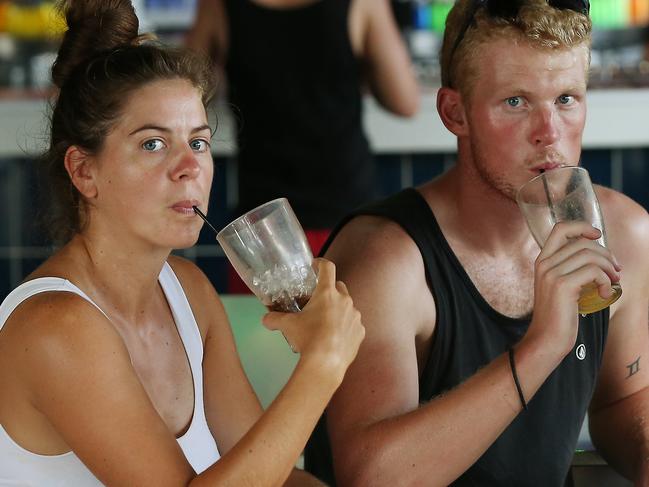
[582,150,614,188]
[1,148,648,300]
[621,149,649,209]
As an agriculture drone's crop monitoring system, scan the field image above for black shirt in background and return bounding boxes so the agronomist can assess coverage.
[224,0,375,229]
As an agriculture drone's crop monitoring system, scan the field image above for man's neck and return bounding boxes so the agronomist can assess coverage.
[420,164,536,256]
[419,164,540,318]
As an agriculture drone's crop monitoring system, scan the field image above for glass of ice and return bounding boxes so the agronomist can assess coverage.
[216,198,317,312]
[516,166,622,315]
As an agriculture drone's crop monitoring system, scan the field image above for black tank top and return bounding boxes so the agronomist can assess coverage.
[224,0,374,228]
[305,188,609,486]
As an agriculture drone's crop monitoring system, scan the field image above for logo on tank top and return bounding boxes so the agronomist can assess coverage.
[576,344,586,361]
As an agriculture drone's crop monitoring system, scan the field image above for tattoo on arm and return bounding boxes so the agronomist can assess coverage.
[626,356,641,378]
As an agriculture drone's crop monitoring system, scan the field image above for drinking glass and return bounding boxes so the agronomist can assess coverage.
[516,166,622,315]
[216,198,317,312]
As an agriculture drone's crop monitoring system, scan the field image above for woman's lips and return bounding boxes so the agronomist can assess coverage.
[171,200,201,215]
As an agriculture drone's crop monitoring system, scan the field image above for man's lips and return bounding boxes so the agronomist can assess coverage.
[531,163,565,172]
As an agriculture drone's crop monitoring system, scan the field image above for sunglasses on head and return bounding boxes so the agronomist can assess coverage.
[447,0,590,85]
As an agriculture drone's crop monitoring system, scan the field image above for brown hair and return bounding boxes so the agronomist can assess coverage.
[42,0,216,245]
[440,0,592,96]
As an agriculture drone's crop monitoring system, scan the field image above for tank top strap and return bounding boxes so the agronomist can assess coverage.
[158,262,220,472]
[0,277,109,330]
[158,262,204,364]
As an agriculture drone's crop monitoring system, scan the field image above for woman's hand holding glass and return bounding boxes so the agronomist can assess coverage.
[261,259,365,381]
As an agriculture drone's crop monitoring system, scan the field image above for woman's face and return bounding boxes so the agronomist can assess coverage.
[88,78,214,250]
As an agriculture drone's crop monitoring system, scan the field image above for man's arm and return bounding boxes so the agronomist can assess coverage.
[324,215,617,486]
[588,190,649,484]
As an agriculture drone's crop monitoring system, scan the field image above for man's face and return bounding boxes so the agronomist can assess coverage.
[463,38,589,201]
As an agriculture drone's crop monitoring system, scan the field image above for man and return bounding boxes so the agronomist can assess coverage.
[304,0,649,485]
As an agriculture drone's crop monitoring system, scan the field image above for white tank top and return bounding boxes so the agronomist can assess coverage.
[0,262,220,486]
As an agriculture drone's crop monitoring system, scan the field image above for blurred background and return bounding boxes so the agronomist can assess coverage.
[1,0,648,300]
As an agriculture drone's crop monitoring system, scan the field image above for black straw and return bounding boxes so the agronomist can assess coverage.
[192,206,219,235]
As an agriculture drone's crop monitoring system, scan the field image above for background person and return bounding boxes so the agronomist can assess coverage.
[186,0,420,287]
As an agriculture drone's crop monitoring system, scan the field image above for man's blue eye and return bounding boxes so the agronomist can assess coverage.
[558,95,572,104]
[506,97,521,107]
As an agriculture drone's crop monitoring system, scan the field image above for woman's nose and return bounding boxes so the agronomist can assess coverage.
[170,147,201,181]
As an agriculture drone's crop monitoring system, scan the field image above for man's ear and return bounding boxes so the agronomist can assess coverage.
[437,87,469,137]
[63,146,98,199]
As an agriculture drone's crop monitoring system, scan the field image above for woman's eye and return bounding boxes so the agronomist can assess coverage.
[558,94,574,105]
[142,139,165,151]
[506,97,522,107]
[190,139,210,152]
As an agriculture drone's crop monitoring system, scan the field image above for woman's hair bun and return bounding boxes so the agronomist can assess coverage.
[52,0,140,88]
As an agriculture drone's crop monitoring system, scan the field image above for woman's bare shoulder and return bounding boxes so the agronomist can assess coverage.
[2,290,126,366]
[0,289,131,421]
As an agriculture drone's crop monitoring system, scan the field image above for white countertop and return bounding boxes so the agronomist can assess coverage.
[1,88,648,159]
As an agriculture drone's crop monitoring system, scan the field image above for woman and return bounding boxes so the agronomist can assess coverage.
[0,1,364,485]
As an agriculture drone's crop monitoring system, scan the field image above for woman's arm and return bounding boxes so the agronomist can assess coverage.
[11,293,198,486]
[176,258,365,486]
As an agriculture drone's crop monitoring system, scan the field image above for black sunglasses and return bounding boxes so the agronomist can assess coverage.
[447,0,590,86]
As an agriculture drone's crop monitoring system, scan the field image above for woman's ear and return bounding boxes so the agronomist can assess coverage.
[64,146,98,199]
[436,87,469,137]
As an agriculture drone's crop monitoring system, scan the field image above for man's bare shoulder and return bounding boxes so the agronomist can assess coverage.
[325,215,434,337]
[325,214,425,278]
[595,185,649,256]
[596,185,649,219]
